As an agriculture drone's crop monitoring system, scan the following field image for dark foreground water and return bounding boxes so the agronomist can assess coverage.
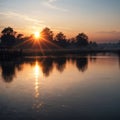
[0,54,120,120]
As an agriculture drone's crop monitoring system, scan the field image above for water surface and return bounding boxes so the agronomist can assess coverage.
[0,54,120,120]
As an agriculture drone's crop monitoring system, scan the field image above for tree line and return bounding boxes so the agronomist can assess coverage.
[0,27,97,49]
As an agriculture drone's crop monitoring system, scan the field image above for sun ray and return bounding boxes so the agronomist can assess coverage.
[41,37,61,49]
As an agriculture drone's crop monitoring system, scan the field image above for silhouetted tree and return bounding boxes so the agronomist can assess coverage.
[41,27,53,41]
[0,26,91,50]
[76,33,88,47]
[1,27,14,35]
[40,27,55,49]
[16,34,24,40]
[1,27,15,47]
[67,37,76,48]
[55,32,67,48]
[89,41,97,47]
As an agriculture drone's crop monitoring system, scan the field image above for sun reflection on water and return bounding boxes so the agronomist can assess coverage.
[33,61,44,111]
[34,61,40,98]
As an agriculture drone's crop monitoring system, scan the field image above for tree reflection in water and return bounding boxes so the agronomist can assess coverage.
[0,56,89,82]
[0,59,23,82]
[54,57,66,72]
[76,57,88,72]
[40,58,54,77]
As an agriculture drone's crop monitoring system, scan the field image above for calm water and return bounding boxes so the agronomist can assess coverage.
[0,54,120,120]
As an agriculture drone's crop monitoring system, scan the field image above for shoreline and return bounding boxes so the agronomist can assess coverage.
[0,48,120,57]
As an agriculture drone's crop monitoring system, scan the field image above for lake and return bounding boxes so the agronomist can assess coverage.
[0,54,120,120]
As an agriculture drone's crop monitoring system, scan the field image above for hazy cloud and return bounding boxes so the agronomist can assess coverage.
[48,0,57,2]
[43,0,68,12]
[0,11,44,25]
[0,11,47,34]
[96,31,120,35]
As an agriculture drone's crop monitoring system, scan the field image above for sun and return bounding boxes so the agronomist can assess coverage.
[34,31,40,39]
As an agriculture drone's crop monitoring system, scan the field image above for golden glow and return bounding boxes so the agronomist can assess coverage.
[32,61,44,111]
[34,31,40,39]
[34,61,40,98]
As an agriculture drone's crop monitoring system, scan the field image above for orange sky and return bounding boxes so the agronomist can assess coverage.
[0,0,120,43]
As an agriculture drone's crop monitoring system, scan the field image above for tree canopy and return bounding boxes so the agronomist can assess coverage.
[76,33,89,46]
[41,27,53,41]
[1,27,15,46]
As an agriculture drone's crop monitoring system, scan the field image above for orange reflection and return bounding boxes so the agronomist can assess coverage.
[33,61,44,112]
[34,61,40,98]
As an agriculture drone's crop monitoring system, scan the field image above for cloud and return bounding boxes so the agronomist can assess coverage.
[0,11,47,34]
[0,11,44,26]
[96,31,120,35]
[49,0,57,2]
[43,0,68,12]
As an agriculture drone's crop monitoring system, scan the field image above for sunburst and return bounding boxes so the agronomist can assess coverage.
[34,31,40,39]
